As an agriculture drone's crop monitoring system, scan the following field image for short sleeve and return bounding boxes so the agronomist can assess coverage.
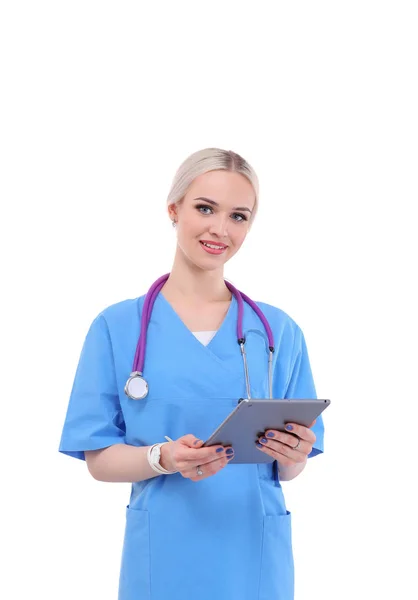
[59,314,126,461]
[284,327,324,458]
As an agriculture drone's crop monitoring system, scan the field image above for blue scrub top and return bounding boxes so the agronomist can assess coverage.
[59,292,325,600]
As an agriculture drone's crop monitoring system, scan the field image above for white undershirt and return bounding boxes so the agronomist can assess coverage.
[192,330,217,346]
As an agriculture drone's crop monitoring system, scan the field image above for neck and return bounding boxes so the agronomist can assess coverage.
[162,249,231,303]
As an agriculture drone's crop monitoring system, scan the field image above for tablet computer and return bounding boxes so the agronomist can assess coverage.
[203,398,330,464]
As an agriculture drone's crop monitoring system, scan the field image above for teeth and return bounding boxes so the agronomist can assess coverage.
[202,242,225,250]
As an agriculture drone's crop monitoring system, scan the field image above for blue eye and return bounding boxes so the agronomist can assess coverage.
[196,204,213,215]
[195,204,248,222]
[232,213,247,222]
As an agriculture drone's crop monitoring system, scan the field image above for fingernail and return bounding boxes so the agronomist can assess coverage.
[226,448,234,455]
[266,432,275,438]
[261,438,267,444]
[286,425,293,431]
[216,447,224,453]
[194,440,202,446]
[256,442,263,448]
[227,453,234,460]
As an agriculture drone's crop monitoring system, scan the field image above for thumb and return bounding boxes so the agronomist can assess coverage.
[309,419,317,428]
[180,434,204,448]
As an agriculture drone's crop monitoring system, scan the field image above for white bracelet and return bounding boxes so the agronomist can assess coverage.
[147,442,177,475]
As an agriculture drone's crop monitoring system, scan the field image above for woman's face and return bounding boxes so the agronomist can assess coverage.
[170,170,256,271]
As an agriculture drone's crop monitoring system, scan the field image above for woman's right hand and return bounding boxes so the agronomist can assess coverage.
[160,434,234,481]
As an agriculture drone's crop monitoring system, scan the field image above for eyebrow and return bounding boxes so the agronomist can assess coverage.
[193,196,253,214]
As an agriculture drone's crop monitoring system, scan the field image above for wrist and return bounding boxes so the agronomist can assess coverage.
[159,442,174,472]
[278,457,307,481]
[147,442,176,475]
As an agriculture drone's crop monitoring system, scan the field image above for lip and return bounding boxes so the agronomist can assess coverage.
[199,240,228,255]
[200,240,228,249]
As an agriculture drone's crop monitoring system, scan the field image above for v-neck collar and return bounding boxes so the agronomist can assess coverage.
[156,291,237,349]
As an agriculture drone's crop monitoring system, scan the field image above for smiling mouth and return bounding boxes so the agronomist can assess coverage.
[201,241,227,249]
[199,241,228,254]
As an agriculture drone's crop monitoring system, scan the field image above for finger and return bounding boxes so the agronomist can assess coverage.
[264,429,314,449]
[259,434,312,456]
[256,439,308,464]
[183,452,233,481]
[179,434,205,448]
[182,456,226,480]
[191,446,234,467]
[283,423,316,443]
[176,445,234,469]
[169,436,228,471]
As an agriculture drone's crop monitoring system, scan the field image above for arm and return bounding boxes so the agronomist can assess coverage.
[85,435,234,483]
[85,444,160,483]
[256,325,324,481]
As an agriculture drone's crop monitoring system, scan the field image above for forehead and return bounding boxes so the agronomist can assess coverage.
[185,170,256,208]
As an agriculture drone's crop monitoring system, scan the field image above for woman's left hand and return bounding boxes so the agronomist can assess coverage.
[256,420,316,467]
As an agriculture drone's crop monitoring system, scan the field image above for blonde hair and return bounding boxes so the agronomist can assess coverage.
[167,148,259,222]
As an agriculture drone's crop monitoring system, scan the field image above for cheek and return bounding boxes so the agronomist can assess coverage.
[176,218,202,255]
[178,212,201,235]
[231,226,249,248]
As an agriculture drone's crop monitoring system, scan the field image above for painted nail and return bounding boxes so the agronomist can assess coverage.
[266,432,275,438]
[226,448,234,455]
[216,447,224,453]
[286,425,293,431]
[261,438,267,444]
[256,442,263,448]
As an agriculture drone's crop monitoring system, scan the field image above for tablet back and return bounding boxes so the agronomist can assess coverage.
[204,398,330,464]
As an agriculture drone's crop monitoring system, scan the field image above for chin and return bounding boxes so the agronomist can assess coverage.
[193,258,226,272]
[190,254,228,273]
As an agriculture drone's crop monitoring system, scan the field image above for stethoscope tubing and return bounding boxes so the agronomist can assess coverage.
[127,274,275,400]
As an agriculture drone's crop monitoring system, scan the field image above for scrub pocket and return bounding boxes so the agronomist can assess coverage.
[258,511,294,600]
[118,507,151,600]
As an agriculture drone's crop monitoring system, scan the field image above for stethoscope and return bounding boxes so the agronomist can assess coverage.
[124,273,275,401]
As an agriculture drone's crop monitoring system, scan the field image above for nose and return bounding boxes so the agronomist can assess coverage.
[208,214,229,238]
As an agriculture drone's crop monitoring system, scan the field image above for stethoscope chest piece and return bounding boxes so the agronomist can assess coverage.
[124,372,149,400]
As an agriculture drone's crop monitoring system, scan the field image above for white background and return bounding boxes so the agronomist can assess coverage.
[1,1,417,599]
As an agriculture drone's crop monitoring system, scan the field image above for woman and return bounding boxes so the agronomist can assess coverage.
[59,148,325,600]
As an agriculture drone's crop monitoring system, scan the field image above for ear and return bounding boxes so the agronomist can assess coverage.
[168,203,177,222]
